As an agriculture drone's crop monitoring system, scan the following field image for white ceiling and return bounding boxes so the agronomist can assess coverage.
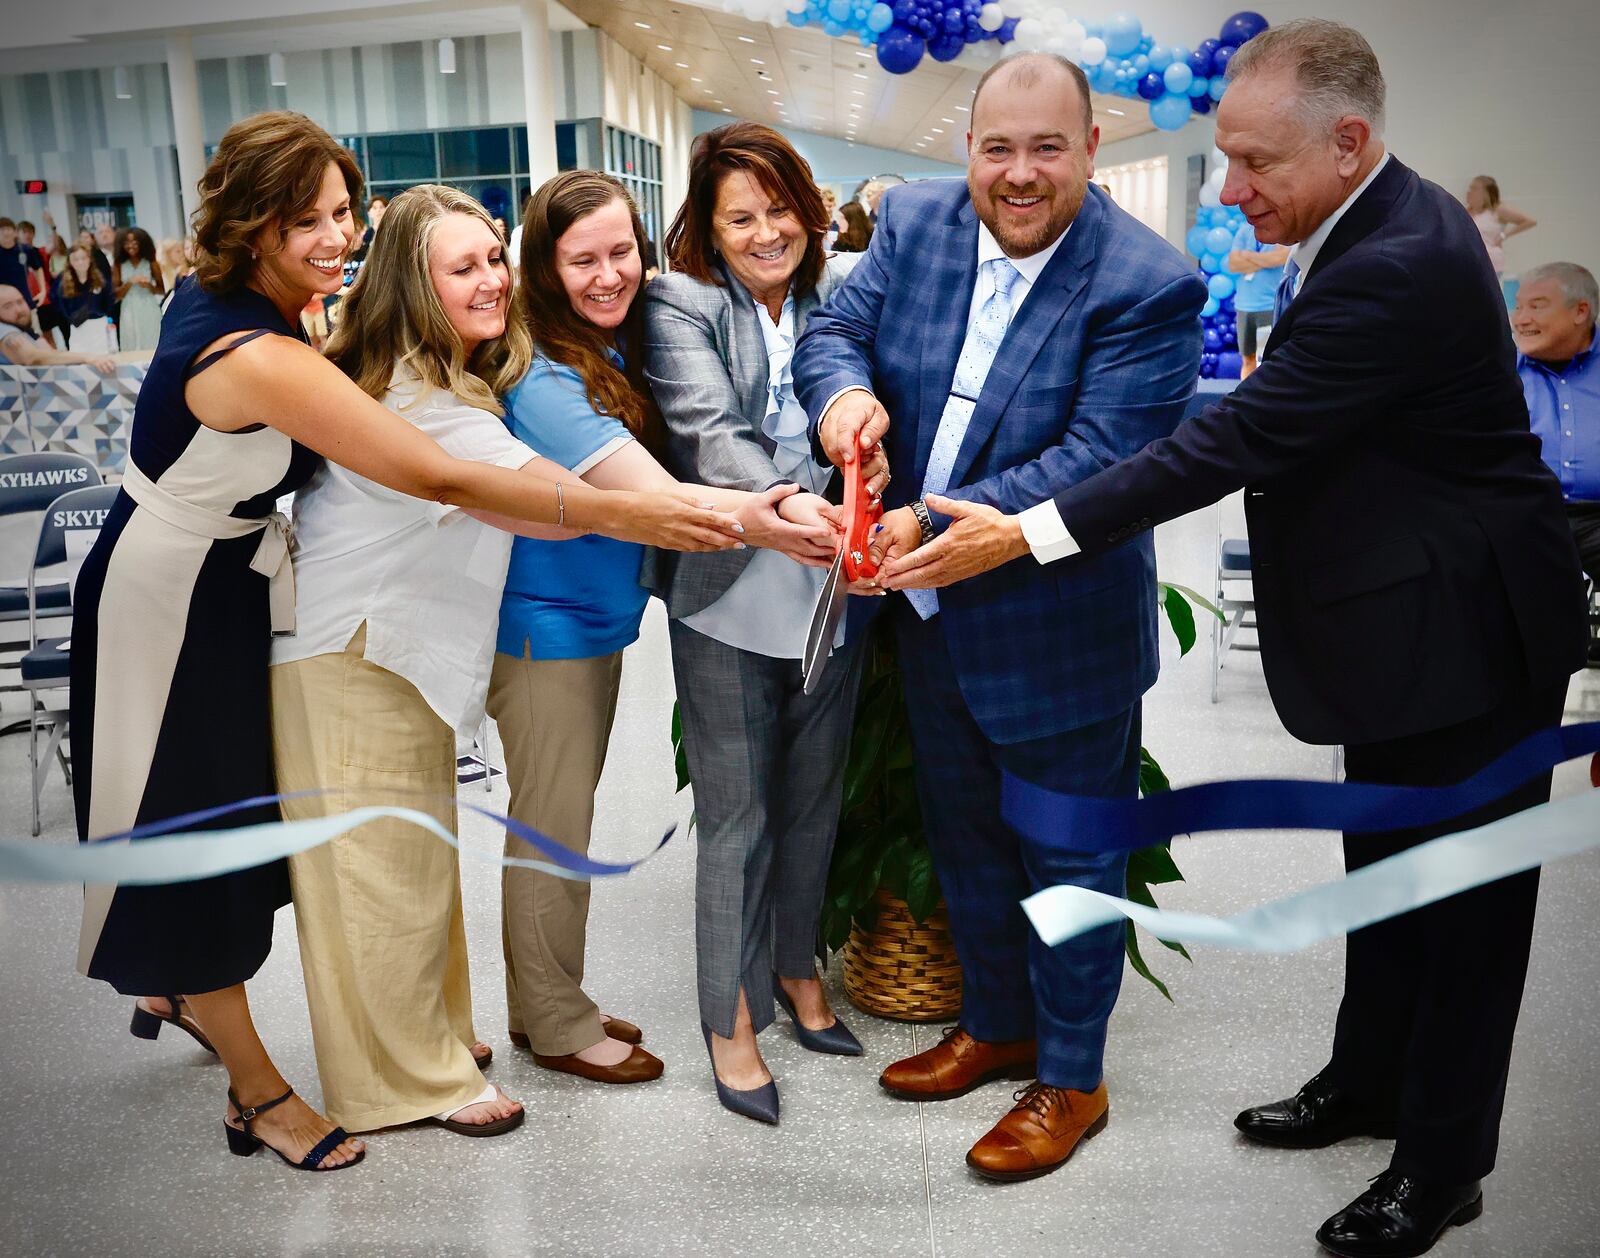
[563,0,1152,163]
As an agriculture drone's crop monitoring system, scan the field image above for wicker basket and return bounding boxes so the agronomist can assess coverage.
[842,890,962,1021]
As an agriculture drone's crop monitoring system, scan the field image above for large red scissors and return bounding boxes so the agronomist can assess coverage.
[801,456,881,695]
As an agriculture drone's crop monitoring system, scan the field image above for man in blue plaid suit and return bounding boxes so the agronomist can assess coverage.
[794,52,1203,1181]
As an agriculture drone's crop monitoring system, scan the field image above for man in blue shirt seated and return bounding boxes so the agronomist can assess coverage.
[1514,261,1600,580]
[1227,220,1290,376]
[0,284,117,372]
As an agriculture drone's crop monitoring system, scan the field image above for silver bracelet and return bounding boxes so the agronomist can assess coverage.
[555,480,565,527]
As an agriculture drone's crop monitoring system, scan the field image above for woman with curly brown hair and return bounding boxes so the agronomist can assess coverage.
[70,111,744,1173]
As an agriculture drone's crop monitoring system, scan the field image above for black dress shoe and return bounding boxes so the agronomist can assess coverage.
[1235,1072,1396,1148]
[1316,1170,1483,1257]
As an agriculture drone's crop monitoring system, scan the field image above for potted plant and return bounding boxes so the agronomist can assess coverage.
[671,583,1214,1017]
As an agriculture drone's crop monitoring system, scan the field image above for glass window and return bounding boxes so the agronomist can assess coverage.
[439,127,512,179]
[515,126,530,174]
[368,132,437,183]
[554,124,577,173]
[454,179,516,226]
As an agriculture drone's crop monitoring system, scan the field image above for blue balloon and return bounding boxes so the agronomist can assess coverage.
[1208,206,1232,227]
[1162,63,1193,94]
[998,16,1017,41]
[1205,226,1234,255]
[1216,350,1244,378]
[1188,76,1210,98]
[1150,91,1192,131]
[928,29,964,61]
[1199,252,1222,274]
[1147,43,1172,71]
[1187,49,1213,78]
[1103,12,1143,56]
[1211,44,1235,77]
[1219,11,1269,47]
[1203,327,1223,351]
[876,24,925,73]
[1169,44,1191,67]
[1137,71,1165,101]
[1209,76,1228,101]
[823,17,847,35]
[1185,225,1211,256]
[867,2,894,32]
[828,0,852,20]
[1201,296,1220,317]
[1207,273,1236,300]
[1190,95,1212,115]
[788,10,809,26]
[1093,63,1120,93]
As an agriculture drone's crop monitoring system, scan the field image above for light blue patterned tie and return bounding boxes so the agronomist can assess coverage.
[907,257,1022,620]
[1273,257,1301,323]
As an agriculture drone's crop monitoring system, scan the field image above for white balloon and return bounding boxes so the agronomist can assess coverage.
[1000,0,1027,17]
[1012,16,1045,49]
[1199,184,1222,208]
[1062,18,1086,43]
[965,40,1000,65]
[1079,35,1106,66]
[1211,145,1227,168]
[978,3,1005,32]
[1043,34,1068,53]
[1207,166,1227,192]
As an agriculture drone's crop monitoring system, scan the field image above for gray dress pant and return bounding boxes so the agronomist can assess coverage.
[668,620,866,1038]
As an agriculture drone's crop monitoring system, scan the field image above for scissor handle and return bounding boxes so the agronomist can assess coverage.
[841,454,882,582]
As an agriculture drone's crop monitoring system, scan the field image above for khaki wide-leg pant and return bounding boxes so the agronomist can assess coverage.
[486,649,623,1057]
[271,624,484,1132]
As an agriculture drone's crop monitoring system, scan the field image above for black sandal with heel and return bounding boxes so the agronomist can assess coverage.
[225,1086,365,1172]
[130,995,217,1055]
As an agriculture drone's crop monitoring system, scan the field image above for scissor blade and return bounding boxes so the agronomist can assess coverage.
[802,549,846,696]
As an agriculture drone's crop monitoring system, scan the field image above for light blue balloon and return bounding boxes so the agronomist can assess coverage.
[1188,75,1210,98]
[1185,225,1210,256]
[867,2,894,32]
[1209,206,1233,228]
[1201,296,1221,317]
[1207,272,1236,300]
[1199,251,1222,274]
[1093,63,1120,93]
[1133,54,1149,72]
[1104,13,1143,57]
[1149,91,1192,131]
[1205,225,1234,255]
[1209,77,1228,101]
[1147,44,1172,71]
[823,16,847,35]
[1170,44,1191,66]
[788,9,809,25]
[828,0,852,21]
[1162,62,1193,94]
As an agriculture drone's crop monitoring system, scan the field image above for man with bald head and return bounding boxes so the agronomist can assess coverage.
[0,285,116,372]
[796,51,1204,1181]
[869,20,1585,1255]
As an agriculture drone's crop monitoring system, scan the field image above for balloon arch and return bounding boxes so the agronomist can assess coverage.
[720,2,1269,134]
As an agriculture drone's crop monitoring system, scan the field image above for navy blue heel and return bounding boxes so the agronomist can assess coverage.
[701,1024,780,1125]
[775,982,863,1057]
[225,1086,365,1172]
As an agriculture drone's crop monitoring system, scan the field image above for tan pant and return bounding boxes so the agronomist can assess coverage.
[487,649,623,1056]
[271,624,483,1132]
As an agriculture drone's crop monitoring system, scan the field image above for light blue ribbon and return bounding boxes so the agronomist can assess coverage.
[0,793,673,886]
[1023,787,1600,953]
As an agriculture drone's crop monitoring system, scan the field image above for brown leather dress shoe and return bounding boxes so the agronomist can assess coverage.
[879,1026,1037,1100]
[531,1044,664,1084]
[508,1015,644,1051]
[965,1081,1109,1182]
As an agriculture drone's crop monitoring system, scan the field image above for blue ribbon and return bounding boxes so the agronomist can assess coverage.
[1003,720,1600,855]
[0,790,673,886]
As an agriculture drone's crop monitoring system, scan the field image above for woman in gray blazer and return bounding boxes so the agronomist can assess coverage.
[645,123,888,1124]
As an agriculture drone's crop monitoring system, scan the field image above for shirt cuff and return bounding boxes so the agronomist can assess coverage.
[821,385,874,424]
[1017,500,1081,565]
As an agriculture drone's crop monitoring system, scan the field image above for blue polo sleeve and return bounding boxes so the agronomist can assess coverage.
[503,357,635,473]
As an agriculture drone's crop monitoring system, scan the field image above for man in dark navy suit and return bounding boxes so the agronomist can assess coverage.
[876,19,1586,1257]
[796,52,1204,1183]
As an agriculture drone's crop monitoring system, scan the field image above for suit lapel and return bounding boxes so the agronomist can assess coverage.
[719,261,771,442]
[944,193,1100,490]
[916,208,981,483]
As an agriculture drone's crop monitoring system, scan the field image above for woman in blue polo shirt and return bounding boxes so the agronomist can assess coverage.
[489,171,838,1088]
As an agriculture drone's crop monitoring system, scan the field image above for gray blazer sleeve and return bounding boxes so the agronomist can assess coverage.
[643,274,782,492]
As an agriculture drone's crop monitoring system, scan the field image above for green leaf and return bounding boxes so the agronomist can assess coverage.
[904,848,942,924]
[1124,922,1174,1001]
[1138,746,1171,797]
[670,702,691,793]
[1161,583,1198,656]
[1160,581,1225,623]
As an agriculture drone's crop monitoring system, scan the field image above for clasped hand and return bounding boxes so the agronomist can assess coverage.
[867,494,1029,591]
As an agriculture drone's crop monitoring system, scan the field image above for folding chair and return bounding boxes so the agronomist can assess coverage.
[1210,508,1259,703]
[0,453,101,720]
[20,483,119,835]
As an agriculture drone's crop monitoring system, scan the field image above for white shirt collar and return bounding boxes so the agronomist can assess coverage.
[1287,150,1390,289]
[977,217,1069,286]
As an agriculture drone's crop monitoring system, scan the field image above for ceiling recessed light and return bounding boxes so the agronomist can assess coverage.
[751,59,765,65]
[851,89,864,95]
[657,44,672,52]
[721,107,732,113]
[930,128,943,134]
[691,76,703,82]
[916,142,927,148]
[767,89,780,95]
[676,63,689,69]
[1106,108,1126,116]
[634,21,650,29]
[853,73,868,80]
[954,104,969,112]
[739,35,756,43]
[941,117,955,123]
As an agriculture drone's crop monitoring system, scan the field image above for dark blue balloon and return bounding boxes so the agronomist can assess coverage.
[943,8,962,33]
[998,16,1018,41]
[1219,11,1269,47]
[892,0,916,21]
[1136,72,1165,100]
[1198,38,1220,55]
[1190,94,1212,115]
[1203,327,1223,351]
[876,24,926,73]
[928,29,964,60]
[1187,49,1213,78]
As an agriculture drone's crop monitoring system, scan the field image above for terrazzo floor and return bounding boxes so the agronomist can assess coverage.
[1,497,1596,1258]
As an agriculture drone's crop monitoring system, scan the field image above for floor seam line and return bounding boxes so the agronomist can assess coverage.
[912,1023,937,1258]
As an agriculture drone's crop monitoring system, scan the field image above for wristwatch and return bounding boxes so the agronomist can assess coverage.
[909,498,936,545]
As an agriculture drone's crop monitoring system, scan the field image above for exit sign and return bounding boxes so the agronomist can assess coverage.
[14,179,46,195]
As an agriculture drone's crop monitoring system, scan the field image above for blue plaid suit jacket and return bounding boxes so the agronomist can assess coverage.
[795,179,1205,745]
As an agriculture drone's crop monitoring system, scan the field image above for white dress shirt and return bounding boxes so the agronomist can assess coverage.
[1017,151,1391,564]
[273,372,538,738]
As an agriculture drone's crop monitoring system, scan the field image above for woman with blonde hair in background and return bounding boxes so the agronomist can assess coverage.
[1465,175,1536,308]
[71,111,742,1174]
[489,170,841,1087]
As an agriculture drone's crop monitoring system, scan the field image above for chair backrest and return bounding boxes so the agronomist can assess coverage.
[0,452,102,517]
[33,484,119,571]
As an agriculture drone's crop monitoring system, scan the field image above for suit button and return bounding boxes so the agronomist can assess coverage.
[1140,517,1151,528]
